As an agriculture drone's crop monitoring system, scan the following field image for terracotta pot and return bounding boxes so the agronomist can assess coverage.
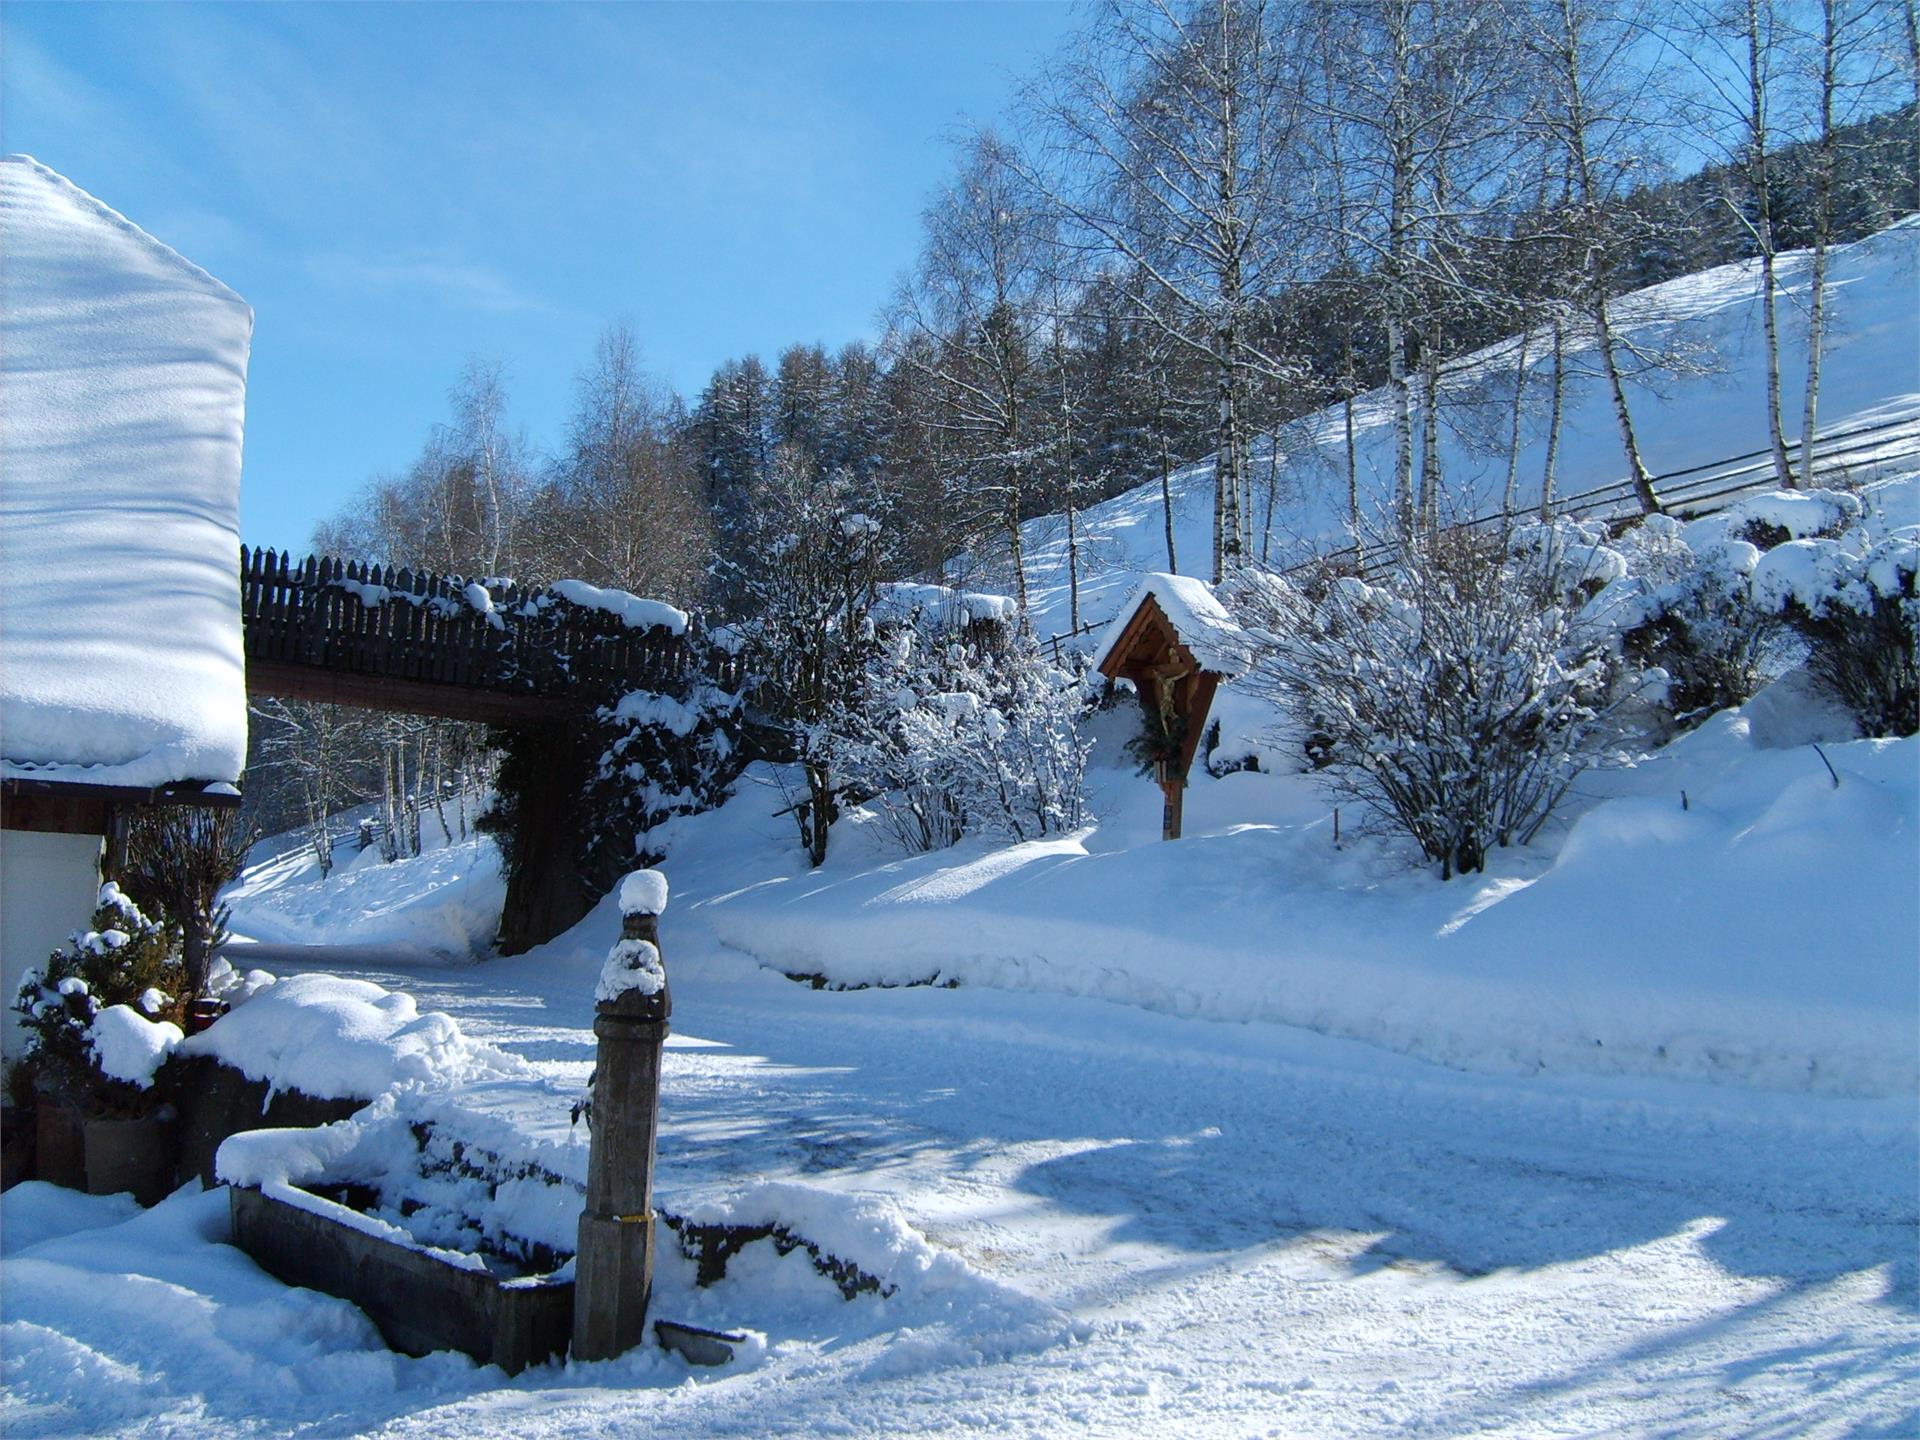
[1,1103,37,1191]
[83,1113,177,1206]
[34,1102,87,1191]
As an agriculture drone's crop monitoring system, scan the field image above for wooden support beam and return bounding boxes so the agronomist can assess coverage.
[244,658,574,725]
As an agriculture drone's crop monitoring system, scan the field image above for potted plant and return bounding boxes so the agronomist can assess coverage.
[12,884,187,1203]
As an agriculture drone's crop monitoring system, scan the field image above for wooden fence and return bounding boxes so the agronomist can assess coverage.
[241,549,744,717]
[1042,411,1918,658]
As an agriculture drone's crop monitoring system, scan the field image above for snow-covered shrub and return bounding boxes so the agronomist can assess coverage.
[1593,515,1790,729]
[588,681,745,870]
[1753,534,1919,736]
[846,621,1093,851]
[118,804,254,1004]
[725,456,894,866]
[12,884,186,1113]
[480,664,747,929]
[1235,531,1624,879]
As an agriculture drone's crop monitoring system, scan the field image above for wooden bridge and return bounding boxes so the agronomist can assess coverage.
[241,548,738,724]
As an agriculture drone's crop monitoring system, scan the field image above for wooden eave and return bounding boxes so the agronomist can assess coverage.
[1097,593,1207,685]
[2,775,240,838]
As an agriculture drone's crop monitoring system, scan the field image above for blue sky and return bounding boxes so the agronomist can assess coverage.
[3,2,1078,550]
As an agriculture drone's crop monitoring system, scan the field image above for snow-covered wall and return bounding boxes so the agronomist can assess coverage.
[0,155,253,790]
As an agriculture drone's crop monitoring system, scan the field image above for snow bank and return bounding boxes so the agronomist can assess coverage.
[221,829,506,956]
[0,155,251,789]
[703,714,1917,1098]
[548,579,688,634]
[178,972,527,1101]
[677,1181,1080,1367]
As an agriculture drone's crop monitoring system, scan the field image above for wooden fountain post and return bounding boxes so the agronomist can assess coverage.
[572,875,671,1362]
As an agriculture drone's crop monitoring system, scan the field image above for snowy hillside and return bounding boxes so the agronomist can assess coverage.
[1002,218,1920,646]
[222,809,506,957]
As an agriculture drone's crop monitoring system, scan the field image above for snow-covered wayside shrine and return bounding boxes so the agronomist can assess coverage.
[5,214,1920,1435]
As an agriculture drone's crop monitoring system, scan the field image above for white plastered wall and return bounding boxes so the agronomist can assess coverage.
[1,828,103,1069]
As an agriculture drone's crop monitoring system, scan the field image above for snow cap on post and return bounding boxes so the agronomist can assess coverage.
[599,869,669,1009]
[617,868,669,919]
[596,937,665,1004]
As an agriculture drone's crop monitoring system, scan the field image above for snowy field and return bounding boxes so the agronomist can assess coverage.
[5,705,1917,1436]
[4,220,1917,1437]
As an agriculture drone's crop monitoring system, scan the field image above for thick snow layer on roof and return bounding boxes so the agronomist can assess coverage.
[1094,572,1249,677]
[0,156,252,790]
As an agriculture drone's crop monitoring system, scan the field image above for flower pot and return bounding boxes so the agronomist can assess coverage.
[34,1102,87,1190]
[83,1113,177,1206]
[2,1103,37,1191]
[184,999,229,1036]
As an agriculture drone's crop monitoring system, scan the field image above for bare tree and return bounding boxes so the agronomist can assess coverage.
[890,132,1056,613]
[119,807,255,1002]
[545,323,710,604]
[247,698,374,877]
[1024,0,1309,581]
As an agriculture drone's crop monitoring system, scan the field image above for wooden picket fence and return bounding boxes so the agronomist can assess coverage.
[241,548,745,710]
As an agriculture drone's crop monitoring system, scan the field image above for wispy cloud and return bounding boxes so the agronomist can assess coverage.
[303,253,555,316]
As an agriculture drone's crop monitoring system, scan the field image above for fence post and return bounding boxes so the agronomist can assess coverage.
[573,870,671,1363]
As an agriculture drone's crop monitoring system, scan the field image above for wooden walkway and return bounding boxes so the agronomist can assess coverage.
[241,549,734,724]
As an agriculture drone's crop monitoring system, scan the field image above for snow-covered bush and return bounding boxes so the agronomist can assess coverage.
[12,884,186,1113]
[1593,515,1790,729]
[725,456,894,866]
[480,665,746,934]
[1235,531,1624,878]
[846,620,1093,852]
[1753,534,1919,736]
[118,804,254,1005]
[588,681,745,870]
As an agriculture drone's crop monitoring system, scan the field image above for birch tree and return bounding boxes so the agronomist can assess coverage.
[1023,0,1308,582]
[891,131,1055,612]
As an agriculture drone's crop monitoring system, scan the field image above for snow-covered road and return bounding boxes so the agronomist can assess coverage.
[123,931,1913,1440]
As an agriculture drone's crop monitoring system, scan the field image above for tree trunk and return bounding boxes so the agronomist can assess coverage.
[1418,338,1443,535]
[1160,431,1179,573]
[1800,0,1838,490]
[1541,318,1567,520]
[1591,293,1662,514]
[1745,0,1794,488]
[1388,308,1415,536]
[1503,328,1531,517]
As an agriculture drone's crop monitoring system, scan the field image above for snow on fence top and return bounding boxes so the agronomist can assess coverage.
[546,580,689,636]
[0,155,252,790]
[1095,573,1250,679]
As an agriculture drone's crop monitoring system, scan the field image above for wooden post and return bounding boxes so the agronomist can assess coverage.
[572,887,671,1363]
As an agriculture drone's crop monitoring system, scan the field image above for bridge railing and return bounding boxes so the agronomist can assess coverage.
[241,549,746,708]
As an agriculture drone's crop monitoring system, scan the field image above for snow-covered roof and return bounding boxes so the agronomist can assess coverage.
[1094,573,1249,678]
[0,156,253,791]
